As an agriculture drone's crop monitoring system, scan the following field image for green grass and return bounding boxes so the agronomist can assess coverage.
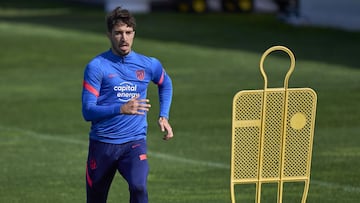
[0,0,359,202]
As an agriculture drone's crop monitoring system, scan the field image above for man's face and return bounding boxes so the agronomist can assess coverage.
[108,23,135,56]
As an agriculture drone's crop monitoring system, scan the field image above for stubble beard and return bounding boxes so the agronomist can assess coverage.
[112,44,130,56]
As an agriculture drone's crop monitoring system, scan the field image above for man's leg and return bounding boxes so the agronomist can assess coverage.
[86,140,117,203]
[118,139,149,203]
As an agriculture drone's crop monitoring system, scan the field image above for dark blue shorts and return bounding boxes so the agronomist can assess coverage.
[86,138,149,203]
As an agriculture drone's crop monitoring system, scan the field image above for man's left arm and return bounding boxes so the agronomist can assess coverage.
[157,72,173,140]
[151,57,174,140]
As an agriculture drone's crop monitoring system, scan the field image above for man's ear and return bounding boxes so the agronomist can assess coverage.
[106,31,111,39]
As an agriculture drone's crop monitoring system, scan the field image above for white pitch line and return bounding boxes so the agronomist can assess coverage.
[1,126,359,194]
[311,180,360,194]
[148,151,230,169]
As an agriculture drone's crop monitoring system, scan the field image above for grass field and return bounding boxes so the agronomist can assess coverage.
[0,0,359,202]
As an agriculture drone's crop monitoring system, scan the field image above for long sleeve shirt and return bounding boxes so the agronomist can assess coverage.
[82,50,173,144]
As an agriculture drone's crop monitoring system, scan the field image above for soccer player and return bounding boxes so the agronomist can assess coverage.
[81,6,173,203]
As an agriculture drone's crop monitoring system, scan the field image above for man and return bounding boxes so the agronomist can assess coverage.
[81,6,173,203]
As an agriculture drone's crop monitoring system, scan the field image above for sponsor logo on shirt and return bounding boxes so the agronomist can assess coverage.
[108,73,118,78]
[114,81,140,102]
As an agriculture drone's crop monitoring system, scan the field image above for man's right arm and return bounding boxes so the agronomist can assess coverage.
[81,63,121,122]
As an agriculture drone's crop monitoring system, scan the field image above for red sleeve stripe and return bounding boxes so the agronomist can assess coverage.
[83,80,99,97]
[157,71,165,85]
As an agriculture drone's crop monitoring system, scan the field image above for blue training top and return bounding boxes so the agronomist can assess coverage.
[82,50,173,144]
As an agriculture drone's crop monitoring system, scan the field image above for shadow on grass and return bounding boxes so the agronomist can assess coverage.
[1,0,359,69]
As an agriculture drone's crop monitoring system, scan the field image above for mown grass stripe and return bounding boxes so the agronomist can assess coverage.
[1,125,359,194]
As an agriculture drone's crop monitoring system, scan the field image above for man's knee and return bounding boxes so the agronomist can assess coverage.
[129,182,147,194]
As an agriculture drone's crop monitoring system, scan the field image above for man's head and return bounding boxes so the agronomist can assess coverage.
[106,7,136,56]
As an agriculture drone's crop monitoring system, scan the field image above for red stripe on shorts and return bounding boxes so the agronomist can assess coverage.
[86,165,93,188]
[139,154,147,161]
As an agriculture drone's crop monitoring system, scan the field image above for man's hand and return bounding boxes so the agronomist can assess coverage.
[120,95,151,115]
[158,117,173,141]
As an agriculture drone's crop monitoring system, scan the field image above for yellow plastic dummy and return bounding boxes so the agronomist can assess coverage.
[230,46,317,203]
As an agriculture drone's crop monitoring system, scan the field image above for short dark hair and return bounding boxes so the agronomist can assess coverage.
[106,7,136,32]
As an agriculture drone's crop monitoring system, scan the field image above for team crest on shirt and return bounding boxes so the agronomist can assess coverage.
[136,70,145,80]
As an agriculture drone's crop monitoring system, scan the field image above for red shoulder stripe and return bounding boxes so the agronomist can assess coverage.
[157,71,165,85]
[83,80,99,97]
